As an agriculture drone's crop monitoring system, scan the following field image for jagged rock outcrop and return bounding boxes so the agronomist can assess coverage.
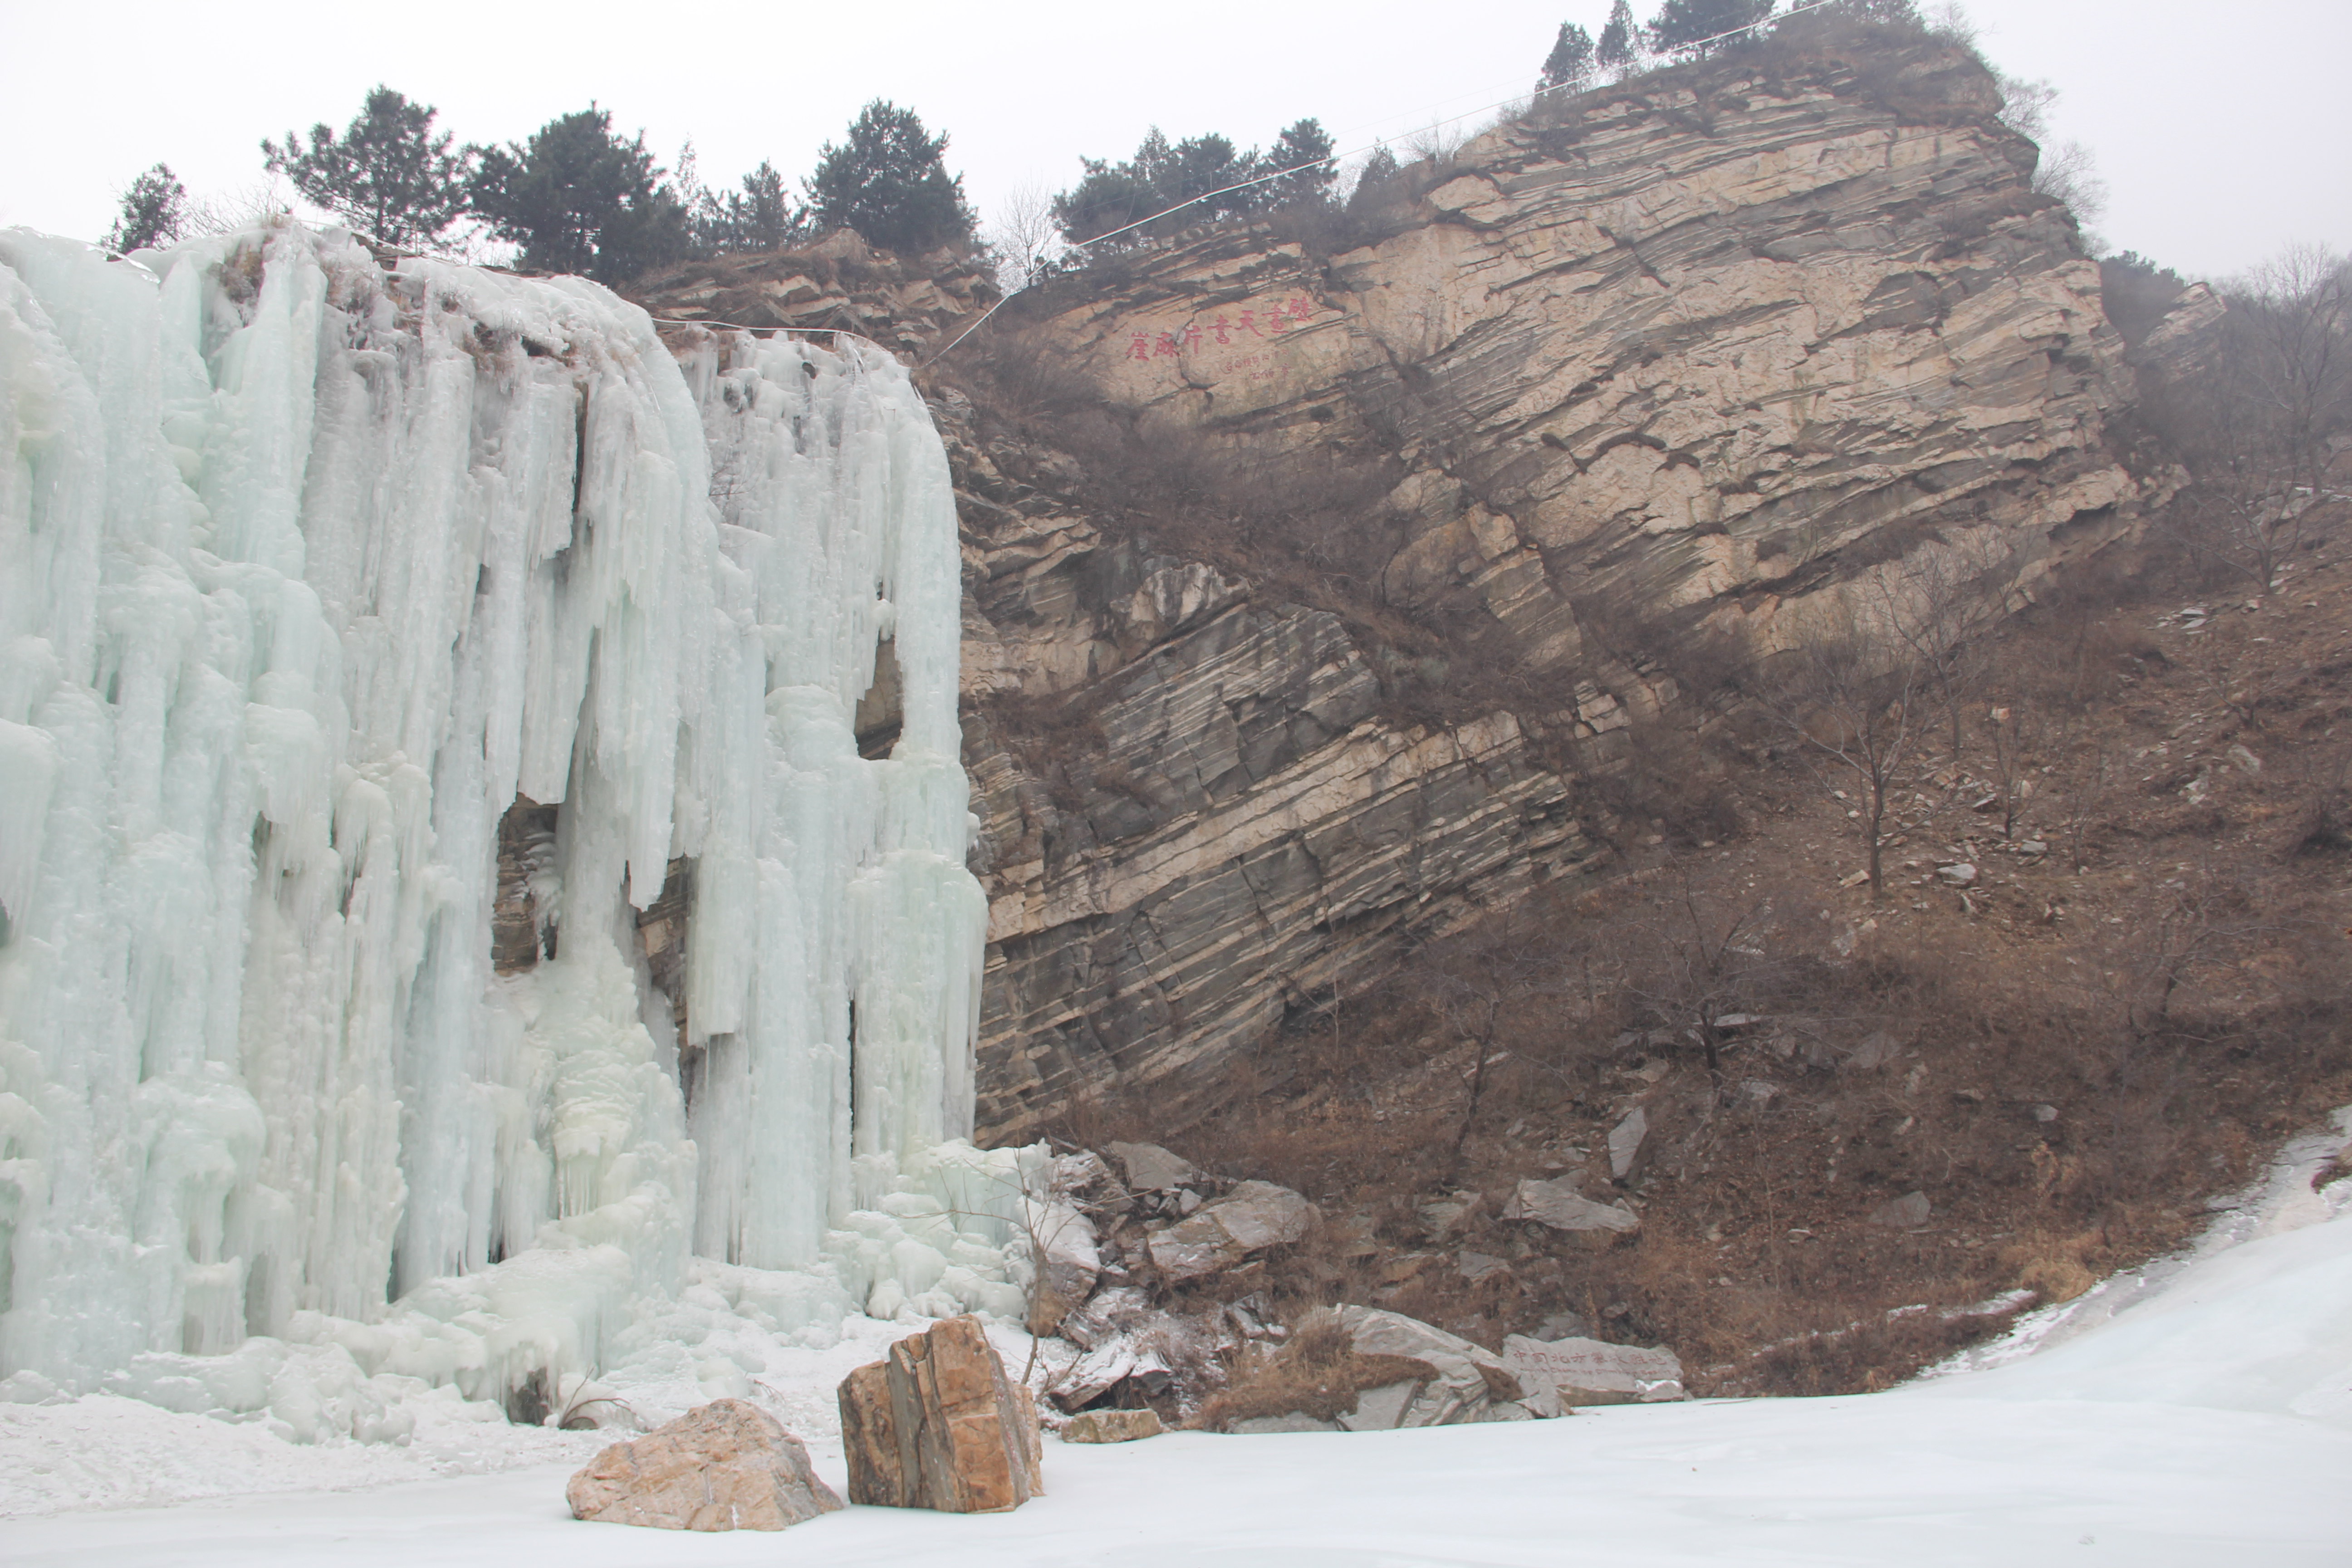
[939,36,2172,1137]
[638,228,996,356]
[963,567,1599,1133]
[1207,1305,1558,1432]
[627,35,2179,1144]
[1031,38,2151,659]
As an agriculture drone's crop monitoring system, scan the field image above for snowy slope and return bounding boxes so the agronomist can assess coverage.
[10,1117,2349,1565]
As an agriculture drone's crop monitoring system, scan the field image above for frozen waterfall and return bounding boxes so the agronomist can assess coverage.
[0,223,1029,1433]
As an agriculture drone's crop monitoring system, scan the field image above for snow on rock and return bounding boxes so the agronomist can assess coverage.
[0,223,1024,1435]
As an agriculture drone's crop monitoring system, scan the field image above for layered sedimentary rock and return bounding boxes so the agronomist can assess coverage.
[923,37,2170,1136]
[838,1315,1044,1512]
[629,37,2203,1142]
[1035,39,2148,656]
[960,543,1599,1133]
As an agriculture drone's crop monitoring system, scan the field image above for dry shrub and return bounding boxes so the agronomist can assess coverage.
[947,325,1102,426]
[1581,715,1747,846]
[2000,1231,2102,1304]
[1191,1312,1437,1431]
[2284,748,2352,858]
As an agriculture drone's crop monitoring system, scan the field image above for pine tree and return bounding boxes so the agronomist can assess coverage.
[1597,0,1640,69]
[104,164,187,252]
[1261,119,1338,206]
[1053,121,1315,246]
[467,108,690,283]
[1541,23,1597,91]
[805,102,975,257]
[1170,133,1254,213]
[721,162,803,254]
[262,87,470,250]
[1645,0,1776,58]
[1347,146,1403,214]
[1053,150,1158,248]
[685,156,805,256]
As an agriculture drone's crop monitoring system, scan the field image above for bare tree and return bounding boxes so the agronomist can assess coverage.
[988,181,1064,293]
[2057,739,2120,874]
[1754,606,1922,901]
[2156,244,2352,591]
[2117,864,2276,1036]
[1622,877,1782,1081]
[1879,532,2019,766]
[1996,75,2107,244]
[1412,913,1569,1176]
[182,177,295,238]
[1402,119,1469,168]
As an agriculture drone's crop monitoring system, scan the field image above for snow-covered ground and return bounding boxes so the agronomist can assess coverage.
[10,1111,2352,1565]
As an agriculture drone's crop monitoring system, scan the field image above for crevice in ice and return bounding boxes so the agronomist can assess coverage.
[491,798,562,972]
[855,637,905,760]
[632,858,691,1040]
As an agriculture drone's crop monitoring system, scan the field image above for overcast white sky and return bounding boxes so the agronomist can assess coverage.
[2,0,2344,282]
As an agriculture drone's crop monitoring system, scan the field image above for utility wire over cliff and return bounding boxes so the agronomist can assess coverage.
[923,0,1849,367]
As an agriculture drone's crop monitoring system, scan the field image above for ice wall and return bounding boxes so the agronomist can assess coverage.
[0,223,1020,1418]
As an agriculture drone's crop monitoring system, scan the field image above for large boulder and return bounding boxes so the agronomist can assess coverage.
[1501,1177,1641,1241]
[565,1399,843,1531]
[1502,1334,1687,1405]
[1608,1107,1650,1181]
[1148,1180,1318,1281]
[1107,1141,1196,1191]
[838,1317,1044,1513]
[1870,1191,1933,1228]
[1063,1407,1164,1443]
[1333,1307,1555,1425]
[1211,1307,1559,1432]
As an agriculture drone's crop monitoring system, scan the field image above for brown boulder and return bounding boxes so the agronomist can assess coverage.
[1062,1407,1164,1444]
[565,1398,843,1531]
[839,1316,1044,1513]
[1147,1180,1319,1281]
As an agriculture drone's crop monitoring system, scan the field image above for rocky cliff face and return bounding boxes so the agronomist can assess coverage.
[1029,37,2146,657]
[639,34,2186,1142]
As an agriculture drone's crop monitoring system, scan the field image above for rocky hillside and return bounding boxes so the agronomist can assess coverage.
[637,29,2216,1144]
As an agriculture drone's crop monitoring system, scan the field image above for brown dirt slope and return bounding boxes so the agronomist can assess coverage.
[1057,515,2352,1397]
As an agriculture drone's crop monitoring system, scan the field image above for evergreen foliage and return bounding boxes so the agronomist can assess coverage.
[261,87,471,250]
[103,164,187,253]
[805,101,975,256]
[1348,146,1404,214]
[688,159,808,256]
[1541,23,1597,90]
[1597,0,1640,69]
[467,107,690,283]
[1262,119,1339,206]
[1054,118,1333,248]
[1645,0,1776,57]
